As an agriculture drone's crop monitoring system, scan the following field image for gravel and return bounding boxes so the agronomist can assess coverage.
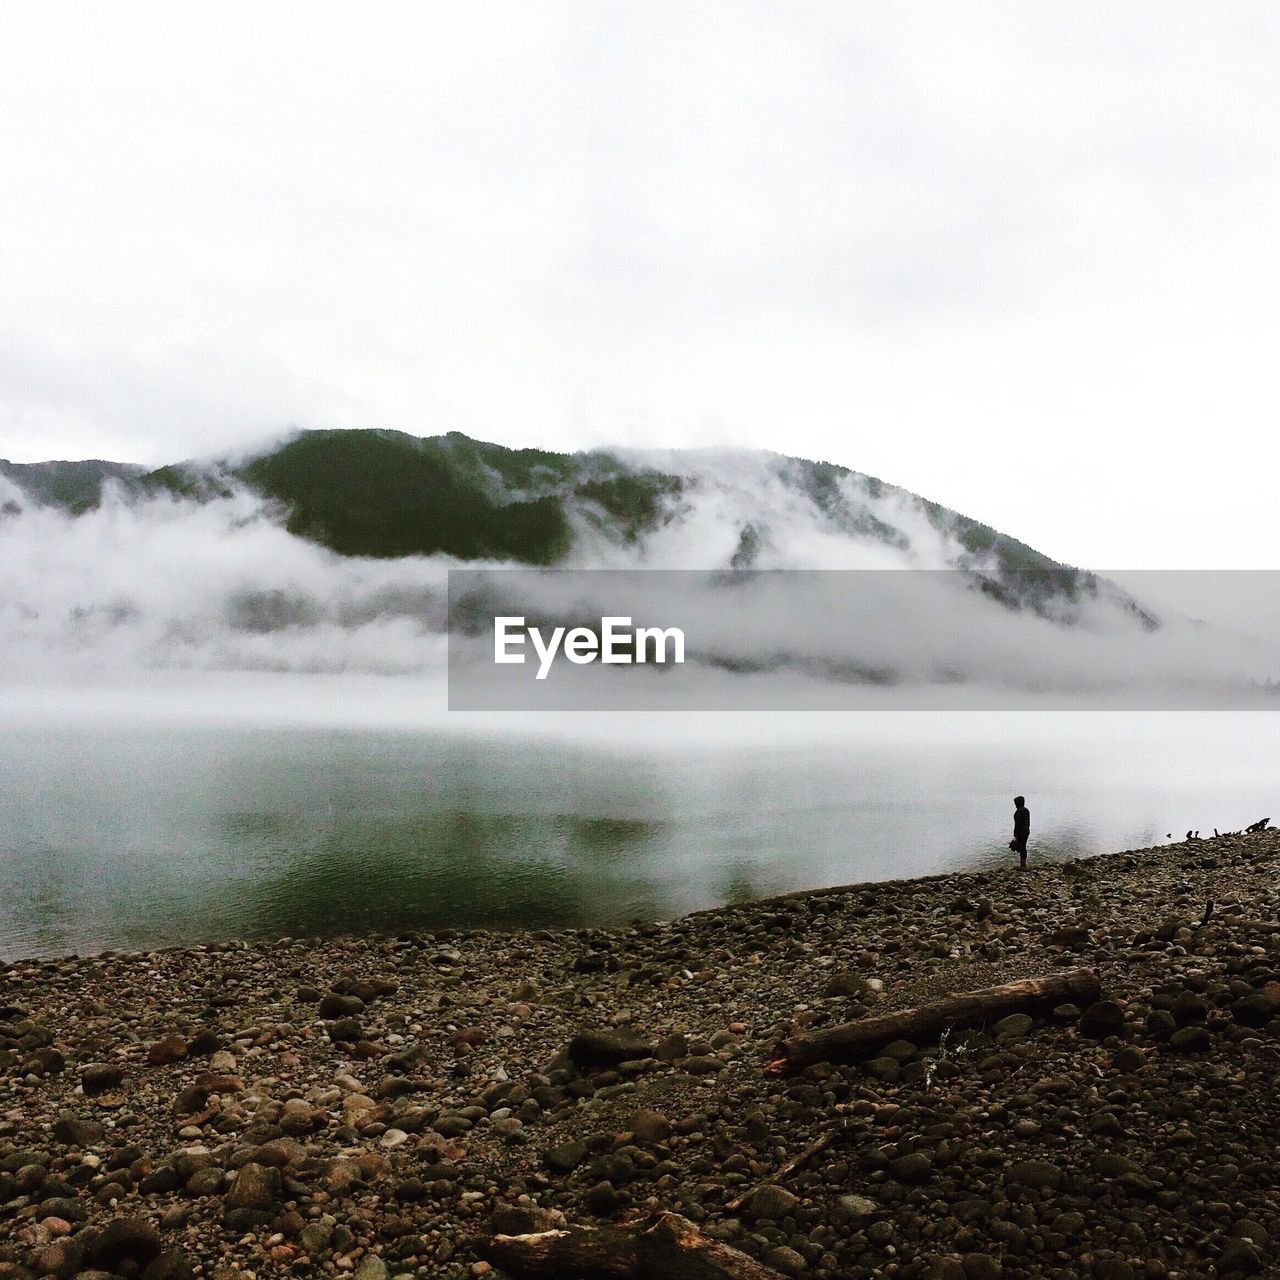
[3,829,1280,1278]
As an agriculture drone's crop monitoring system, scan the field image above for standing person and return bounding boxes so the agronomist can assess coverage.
[1011,795,1030,869]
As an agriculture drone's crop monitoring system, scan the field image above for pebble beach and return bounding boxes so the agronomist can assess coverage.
[3,830,1280,1280]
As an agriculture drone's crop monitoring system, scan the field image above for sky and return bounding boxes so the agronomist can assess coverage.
[1,2,1278,569]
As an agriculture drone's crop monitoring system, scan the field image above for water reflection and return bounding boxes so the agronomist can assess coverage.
[1,712,1278,958]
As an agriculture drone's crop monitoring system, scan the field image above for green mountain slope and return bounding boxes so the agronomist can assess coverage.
[5,428,1147,624]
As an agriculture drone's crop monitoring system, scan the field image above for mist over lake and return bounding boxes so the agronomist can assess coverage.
[3,678,1276,960]
[4,438,1280,959]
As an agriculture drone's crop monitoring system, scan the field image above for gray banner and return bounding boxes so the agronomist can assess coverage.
[447,569,1280,710]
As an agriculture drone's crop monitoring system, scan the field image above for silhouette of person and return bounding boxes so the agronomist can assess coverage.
[1010,795,1030,869]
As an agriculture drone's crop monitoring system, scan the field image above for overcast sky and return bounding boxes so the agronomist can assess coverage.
[2,2,1278,568]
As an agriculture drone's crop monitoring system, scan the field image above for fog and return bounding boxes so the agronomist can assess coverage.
[2,456,1277,717]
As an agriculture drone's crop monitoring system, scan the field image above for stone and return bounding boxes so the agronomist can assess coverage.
[1168,1025,1211,1053]
[141,1252,197,1280]
[433,1112,472,1137]
[749,1183,799,1220]
[583,1181,624,1217]
[223,1162,281,1211]
[890,1152,934,1183]
[147,1034,188,1066]
[81,1063,124,1095]
[654,1033,688,1061]
[766,1245,807,1275]
[53,1113,104,1146]
[140,1165,182,1194]
[993,1013,1033,1038]
[300,1219,335,1253]
[544,1140,589,1174]
[1217,1239,1262,1275]
[1231,993,1273,1027]
[490,1205,559,1235]
[1171,991,1207,1026]
[1005,1159,1063,1190]
[567,1029,655,1067]
[319,992,366,1018]
[88,1216,163,1268]
[962,1256,1003,1280]
[627,1108,672,1144]
[326,1018,363,1043]
[1080,1001,1126,1040]
[186,1167,224,1197]
[835,1194,878,1221]
[1092,1261,1136,1280]
[1112,1045,1146,1073]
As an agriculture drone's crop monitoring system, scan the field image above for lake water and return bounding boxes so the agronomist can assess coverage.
[2,682,1278,959]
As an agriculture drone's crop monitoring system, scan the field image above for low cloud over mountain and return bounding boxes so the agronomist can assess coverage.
[0,430,1270,700]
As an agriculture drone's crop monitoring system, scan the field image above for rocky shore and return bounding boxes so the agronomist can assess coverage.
[4,830,1280,1280]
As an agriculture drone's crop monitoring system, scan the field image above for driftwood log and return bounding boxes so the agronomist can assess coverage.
[479,1212,787,1279]
[770,967,1101,1075]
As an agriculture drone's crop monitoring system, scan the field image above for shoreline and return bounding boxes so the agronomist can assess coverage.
[3,829,1279,1278]
[0,835,1210,971]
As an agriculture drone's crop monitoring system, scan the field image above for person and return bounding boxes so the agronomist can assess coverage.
[1010,795,1030,869]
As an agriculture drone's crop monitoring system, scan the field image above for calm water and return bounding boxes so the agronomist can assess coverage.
[2,696,1278,959]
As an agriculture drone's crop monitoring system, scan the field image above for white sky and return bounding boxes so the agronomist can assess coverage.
[1,2,1278,569]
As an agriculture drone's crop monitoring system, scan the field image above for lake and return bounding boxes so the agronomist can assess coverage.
[2,680,1277,959]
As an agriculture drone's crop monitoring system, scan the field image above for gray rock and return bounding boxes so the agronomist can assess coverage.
[326,1017,363,1043]
[992,1013,1033,1039]
[835,1194,878,1221]
[766,1245,807,1275]
[1168,1024,1211,1052]
[890,1152,934,1183]
[88,1216,163,1268]
[749,1183,799,1220]
[141,1251,197,1280]
[223,1161,281,1211]
[81,1063,125,1095]
[544,1139,589,1174]
[627,1108,672,1144]
[53,1112,104,1146]
[1080,1000,1126,1039]
[432,1112,472,1137]
[567,1029,655,1067]
[300,1219,335,1254]
[1005,1159,1063,1190]
[319,992,366,1018]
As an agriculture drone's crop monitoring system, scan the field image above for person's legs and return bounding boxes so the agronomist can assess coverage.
[1016,837,1028,869]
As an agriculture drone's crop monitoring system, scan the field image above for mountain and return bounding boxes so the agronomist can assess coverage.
[0,428,1153,625]
[0,458,146,514]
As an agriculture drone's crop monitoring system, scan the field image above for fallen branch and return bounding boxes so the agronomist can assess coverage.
[724,1123,852,1213]
[769,967,1101,1075]
[479,1212,787,1279]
